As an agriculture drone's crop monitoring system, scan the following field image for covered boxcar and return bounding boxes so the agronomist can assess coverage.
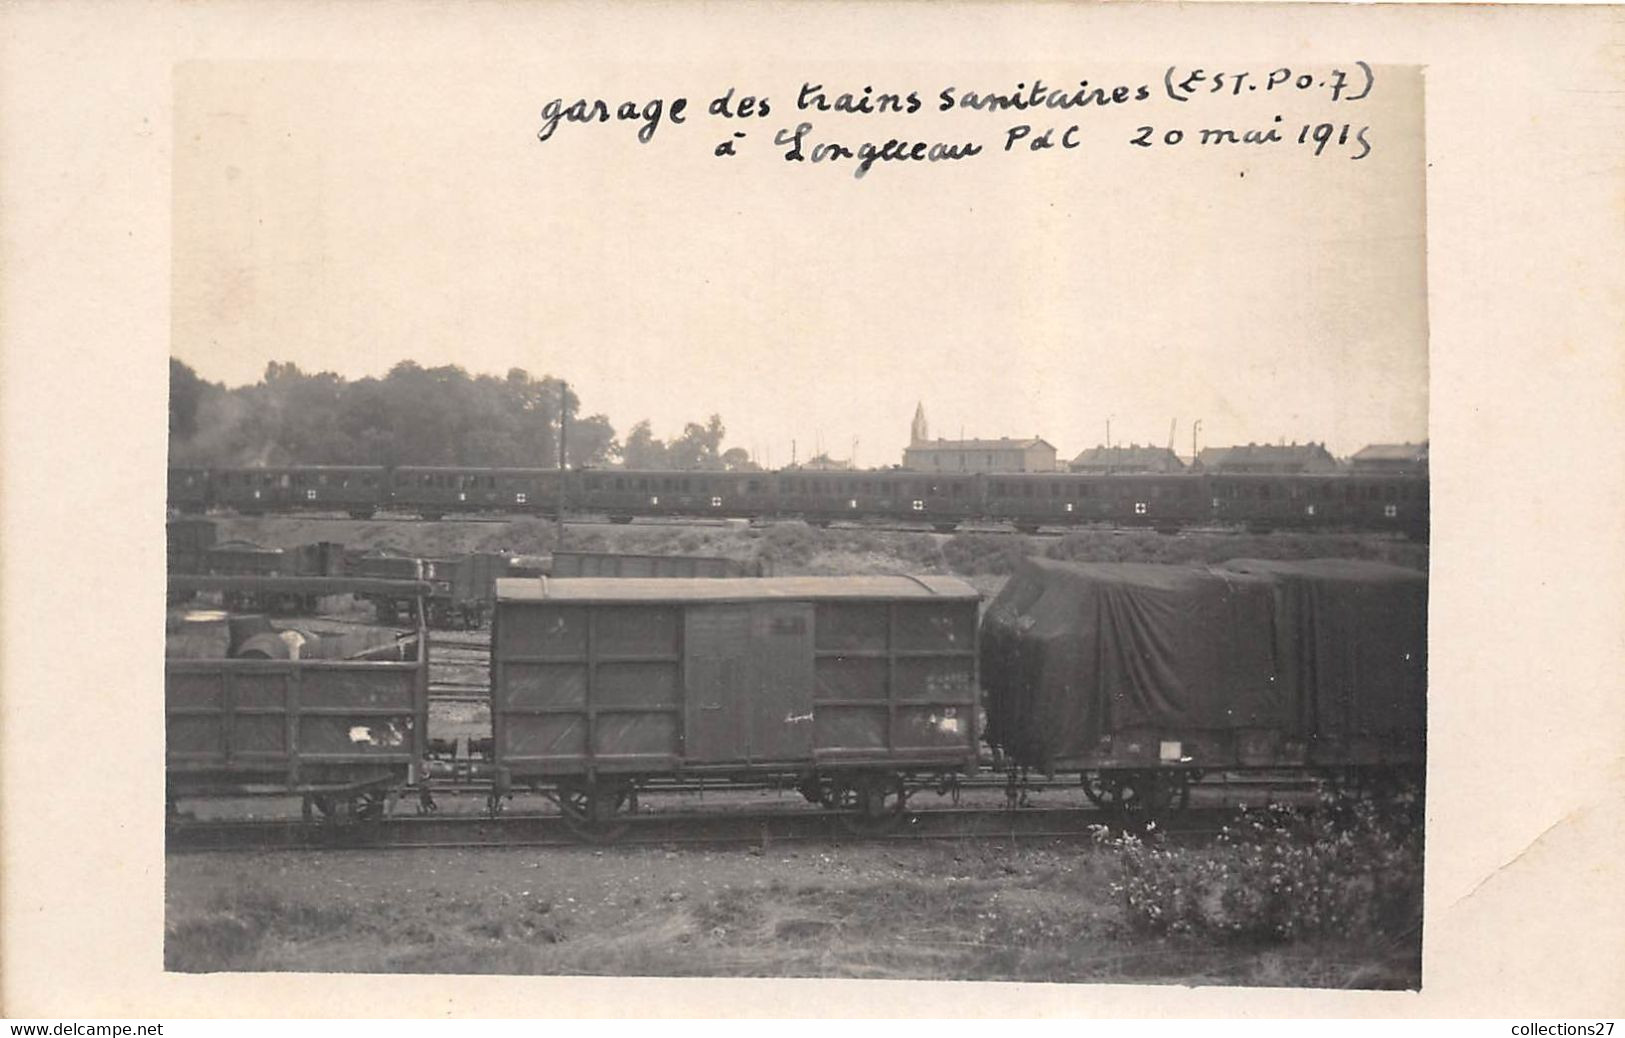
[165,576,432,821]
[980,557,1426,812]
[489,575,981,835]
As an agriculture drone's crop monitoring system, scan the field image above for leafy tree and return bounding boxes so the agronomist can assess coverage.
[567,413,617,469]
[167,358,747,474]
[168,358,212,442]
[668,414,726,470]
[621,420,668,469]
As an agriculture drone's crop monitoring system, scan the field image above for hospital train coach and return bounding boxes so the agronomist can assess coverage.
[167,464,1428,537]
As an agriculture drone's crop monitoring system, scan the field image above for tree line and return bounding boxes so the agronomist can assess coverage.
[169,358,760,471]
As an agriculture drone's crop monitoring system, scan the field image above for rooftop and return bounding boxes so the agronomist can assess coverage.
[906,437,1055,452]
[1351,442,1429,462]
[496,574,980,603]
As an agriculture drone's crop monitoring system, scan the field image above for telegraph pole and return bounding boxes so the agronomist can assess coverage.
[557,380,568,549]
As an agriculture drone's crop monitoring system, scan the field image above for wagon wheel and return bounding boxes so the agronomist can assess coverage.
[1082,770,1189,819]
[807,778,856,811]
[840,774,909,837]
[312,794,339,820]
[797,778,834,807]
[304,794,348,824]
[557,781,633,844]
[354,789,393,822]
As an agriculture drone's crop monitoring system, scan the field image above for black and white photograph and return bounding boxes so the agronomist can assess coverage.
[159,49,1431,987]
[2,0,1622,1022]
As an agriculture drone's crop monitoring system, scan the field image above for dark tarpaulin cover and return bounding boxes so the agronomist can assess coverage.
[981,557,1427,768]
[981,559,1284,768]
[1219,558,1427,745]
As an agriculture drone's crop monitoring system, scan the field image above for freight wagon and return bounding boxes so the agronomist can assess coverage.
[488,575,981,838]
[166,519,346,613]
[165,576,432,822]
[980,557,1426,813]
[353,552,507,628]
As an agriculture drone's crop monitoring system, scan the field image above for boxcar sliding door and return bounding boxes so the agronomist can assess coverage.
[684,603,814,764]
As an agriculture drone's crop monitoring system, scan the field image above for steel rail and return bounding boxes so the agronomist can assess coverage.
[165,804,1247,853]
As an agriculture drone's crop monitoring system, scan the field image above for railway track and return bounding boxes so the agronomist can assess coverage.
[165,802,1241,853]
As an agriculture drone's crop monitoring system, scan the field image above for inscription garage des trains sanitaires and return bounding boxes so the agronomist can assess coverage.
[535,66,1379,178]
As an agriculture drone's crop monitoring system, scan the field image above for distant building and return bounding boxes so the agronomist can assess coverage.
[911,402,929,446]
[793,454,854,471]
[1195,442,1339,474]
[1350,442,1429,476]
[904,436,1057,473]
[1069,444,1186,475]
[902,403,1057,473]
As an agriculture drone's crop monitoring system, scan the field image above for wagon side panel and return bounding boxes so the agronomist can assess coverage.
[166,656,425,794]
[812,597,979,770]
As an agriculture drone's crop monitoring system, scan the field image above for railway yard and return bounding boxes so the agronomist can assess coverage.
[165,514,1427,985]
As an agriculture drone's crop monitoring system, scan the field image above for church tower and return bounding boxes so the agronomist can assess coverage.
[910,402,929,445]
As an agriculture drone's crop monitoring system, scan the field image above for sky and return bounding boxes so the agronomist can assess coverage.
[172,60,1427,465]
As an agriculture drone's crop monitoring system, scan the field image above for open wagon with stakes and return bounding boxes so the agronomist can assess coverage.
[488,575,982,839]
[165,575,433,823]
[979,557,1427,815]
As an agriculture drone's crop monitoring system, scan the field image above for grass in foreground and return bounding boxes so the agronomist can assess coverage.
[166,803,1422,987]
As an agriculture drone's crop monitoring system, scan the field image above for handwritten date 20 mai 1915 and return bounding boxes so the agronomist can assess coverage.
[534,65,1379,177]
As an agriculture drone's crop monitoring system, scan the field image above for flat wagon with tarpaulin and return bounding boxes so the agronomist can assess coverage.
[489,574,981,837]
[166,576,432,822]
[1217,557,1428,788]
[979,557,1426,814]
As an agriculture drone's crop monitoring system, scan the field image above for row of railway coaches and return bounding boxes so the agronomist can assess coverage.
[168,464,1428,535]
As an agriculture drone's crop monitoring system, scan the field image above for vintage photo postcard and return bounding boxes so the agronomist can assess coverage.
[1,0,1621,1020]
